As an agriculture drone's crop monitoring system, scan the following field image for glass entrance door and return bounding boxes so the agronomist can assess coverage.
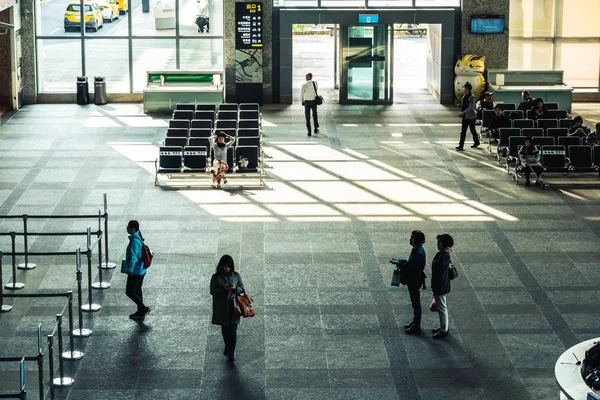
[340,24,393,104]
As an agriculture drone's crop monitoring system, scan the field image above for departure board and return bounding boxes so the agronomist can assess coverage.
[235,2,263,49]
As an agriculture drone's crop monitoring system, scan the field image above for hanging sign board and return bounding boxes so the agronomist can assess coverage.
[235,2,263,49]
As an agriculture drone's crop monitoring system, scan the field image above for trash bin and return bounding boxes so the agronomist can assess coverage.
[76,76,89,105]
[94,77,108,105]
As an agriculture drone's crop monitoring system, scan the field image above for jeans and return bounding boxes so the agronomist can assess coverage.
[408,286,421,325]
[434,294,448,332]
[221,324,238,356]
[125,274,146,312]
[304,101,319,133]
[459,118,479,148]
[523,164,543,182]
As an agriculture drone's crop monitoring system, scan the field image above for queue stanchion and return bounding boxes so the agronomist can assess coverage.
[17,214,36,270]
[53,315,74,387]
[73,248,92,337]
[81,229,100,312]
[92,217,110,290]
[62,291,83,360]
[101,195,115,269]
[5,232,24,290]
[19,357,27,400]
[1,252,13,312]
[37,324,44,400]
[47,335,56,399]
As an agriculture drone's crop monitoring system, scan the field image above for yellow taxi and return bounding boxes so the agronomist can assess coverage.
[114,0,128,14]
[96,0,119,22]
[64,2,104,32]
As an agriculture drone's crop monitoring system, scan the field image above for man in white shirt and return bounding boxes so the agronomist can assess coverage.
[300,73,319,136]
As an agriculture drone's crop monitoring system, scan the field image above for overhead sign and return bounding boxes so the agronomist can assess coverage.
[235,2,263,49]
[358,14,379,24]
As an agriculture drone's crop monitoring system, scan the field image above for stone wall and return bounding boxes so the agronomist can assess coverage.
[19,0,36,104]
[223,0,272,103]
[460,0,509,70]
[0,8,11,113]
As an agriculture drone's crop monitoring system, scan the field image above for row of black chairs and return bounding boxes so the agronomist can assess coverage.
[483,110,574,131]
[498,127,580,142]
[168,118,260,131]
[167,127,259,138]
[164,136,260,148]
[502,135,582,165]
[158,145,260,173]
[175,103,260,112]
[173,109,260,122]
[486,102,560,111]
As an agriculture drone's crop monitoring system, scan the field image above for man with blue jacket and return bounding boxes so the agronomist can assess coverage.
[399,231,427,335]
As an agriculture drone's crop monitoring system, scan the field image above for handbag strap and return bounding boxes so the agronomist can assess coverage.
[312,81,319,96]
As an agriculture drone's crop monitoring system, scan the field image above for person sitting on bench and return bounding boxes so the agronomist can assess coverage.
[518,91,533,112]
[586,123,600,146]
[487,105,510,141]
[476,91,495,120]
[531,98,547,120]
[518,136,545,188]
[567,116,591,138]
[209,132,236,187]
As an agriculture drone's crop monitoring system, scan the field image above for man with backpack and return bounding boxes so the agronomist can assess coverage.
[122,220,152,320]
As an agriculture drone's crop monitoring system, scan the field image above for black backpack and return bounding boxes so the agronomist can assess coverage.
[582,342,600,390]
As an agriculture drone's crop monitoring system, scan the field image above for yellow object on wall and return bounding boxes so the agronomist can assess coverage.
[454,55,486,101]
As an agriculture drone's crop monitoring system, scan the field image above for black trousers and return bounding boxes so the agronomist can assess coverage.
[408,286,422,325]
[459,117,479,148]
[125,274,146,312]
[523,164,543,182]
[304,101,319,133]
[221,324,238,356]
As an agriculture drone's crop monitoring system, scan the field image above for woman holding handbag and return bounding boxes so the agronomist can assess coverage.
[123,220,150,320]
[430,234,454,339]
[210,254,245,362]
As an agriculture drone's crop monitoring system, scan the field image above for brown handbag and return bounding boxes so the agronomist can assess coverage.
[236,293,256,318]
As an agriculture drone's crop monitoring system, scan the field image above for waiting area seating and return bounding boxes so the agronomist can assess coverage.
[155,103,265,187]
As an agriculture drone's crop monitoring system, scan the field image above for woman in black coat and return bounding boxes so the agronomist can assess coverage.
[430,234,453,339]
[210,255,245,362]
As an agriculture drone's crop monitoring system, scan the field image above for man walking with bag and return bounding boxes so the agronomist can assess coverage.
[301,72,320,136]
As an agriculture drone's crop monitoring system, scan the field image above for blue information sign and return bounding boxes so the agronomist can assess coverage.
[358,14,379,24]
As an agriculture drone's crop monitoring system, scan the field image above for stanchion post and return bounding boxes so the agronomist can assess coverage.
[19,357,27,400]
[37,324,44,400]
[53,315,74,387]
[1,251,13,312]
[18,214,36,270]
[73,248,92,337]
[101,194,116,269]
[5,232,24,290]
[47,335,56,399]
[81,234,100,312]
[62,291,83,360]
[92,219,110,290]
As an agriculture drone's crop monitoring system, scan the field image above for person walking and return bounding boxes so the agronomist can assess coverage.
[431,234,453,339]
[402,230,427,335]
[210,254,246,362]
[300,72,320,136]
[456,82,479,151]
[123,220,150,320]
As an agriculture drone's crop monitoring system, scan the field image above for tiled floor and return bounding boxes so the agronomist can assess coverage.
[1,98,599,400]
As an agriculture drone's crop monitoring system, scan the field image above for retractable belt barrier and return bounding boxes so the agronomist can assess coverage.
[0,358,27,400]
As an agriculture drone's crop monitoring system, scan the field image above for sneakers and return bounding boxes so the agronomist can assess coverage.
[138,307,151,320]
[307,132,312,136]
[405,324,421,335]
[314,129,320,133]
[455,146,464,151]
[471,143,480,148]
[129,312,142,320]
[404,322,415,330]
[433,330,449,339]
[223,178,228,184]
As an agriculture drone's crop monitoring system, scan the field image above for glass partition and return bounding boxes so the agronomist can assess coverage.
[85,40,129,92]
[37,39,81,92]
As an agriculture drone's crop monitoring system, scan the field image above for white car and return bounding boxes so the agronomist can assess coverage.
[96,0,119,22]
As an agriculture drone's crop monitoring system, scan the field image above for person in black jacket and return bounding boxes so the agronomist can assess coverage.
[431,234,453,339]
[517,91,533,112]
[487,105,511,140]
[397,231,427,335]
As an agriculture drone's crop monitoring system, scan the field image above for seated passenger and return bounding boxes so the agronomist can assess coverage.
[209,131,236,187]
[531,98,547,120]
[476,91,495,120]
[518,136,545,188]
[567,116,591,137]
[517,91,533,112]
[487,105,511,140]
[586,123,600,146]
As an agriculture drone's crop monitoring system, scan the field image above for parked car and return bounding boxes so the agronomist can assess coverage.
[114,0,128,14]
[96,0,119,22]
[64,2,104,32]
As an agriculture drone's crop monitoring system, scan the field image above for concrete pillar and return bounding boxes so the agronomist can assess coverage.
[223,0,272,103]
[19,0,36,104]
[0,8,11,113]
[460,0,509,70]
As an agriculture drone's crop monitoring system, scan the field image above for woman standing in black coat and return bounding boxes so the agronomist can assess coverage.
[430,234,454,339]
[210,255,245,362]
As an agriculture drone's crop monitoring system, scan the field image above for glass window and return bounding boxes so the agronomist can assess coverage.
[132,39,176,92]
[180,0,223,36]
[509,0,555,37]
[555,41,600,88]
[320,0,365,7]
[85,40,129,92]
[415,0,460,6]
[133,0,175,36]
[180,38,224,70]
[274,0,318,7]
[368,0,411,6]
[556,0,600,38]
[508,38,553,70]
[37,39,81,92]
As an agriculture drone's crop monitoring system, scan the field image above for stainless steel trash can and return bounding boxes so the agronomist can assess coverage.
[76,76,89,105]
[94,77,108,105]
